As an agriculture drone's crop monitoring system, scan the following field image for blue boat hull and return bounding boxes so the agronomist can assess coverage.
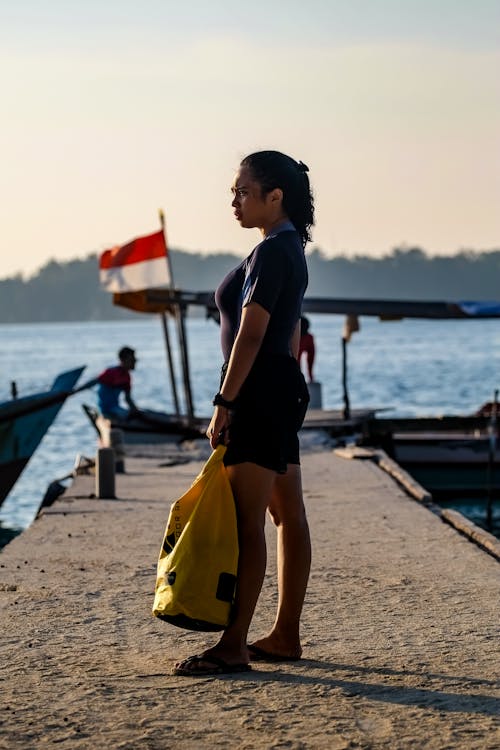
[0,456,30,504]
[0,367,85,506]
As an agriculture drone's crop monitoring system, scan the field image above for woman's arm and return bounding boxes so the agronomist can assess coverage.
[220,302,270,400]
[207,301,270,448]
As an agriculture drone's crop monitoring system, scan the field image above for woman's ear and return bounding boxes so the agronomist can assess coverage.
[269,187,283,205]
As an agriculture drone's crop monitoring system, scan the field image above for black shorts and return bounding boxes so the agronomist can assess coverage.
[222,354,309,474]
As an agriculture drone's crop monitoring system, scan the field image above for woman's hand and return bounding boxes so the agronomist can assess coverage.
[206,406,231,449]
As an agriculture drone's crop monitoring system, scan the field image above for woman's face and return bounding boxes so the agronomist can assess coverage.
[231,166,276,230]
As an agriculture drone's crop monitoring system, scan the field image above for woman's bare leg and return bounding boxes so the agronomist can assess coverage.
[175,462,275,671]
[250,464,311,658]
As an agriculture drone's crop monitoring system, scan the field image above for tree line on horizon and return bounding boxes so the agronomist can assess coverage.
[1,246,499,323]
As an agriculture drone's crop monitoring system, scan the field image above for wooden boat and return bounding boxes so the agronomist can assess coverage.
[390,431,499,499]
[0,367,85,506]
[82,403,383,446]
[82,404,208,444]
[367,414,499,499]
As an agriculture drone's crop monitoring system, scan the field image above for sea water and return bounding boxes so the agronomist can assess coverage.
[1,315,500,537]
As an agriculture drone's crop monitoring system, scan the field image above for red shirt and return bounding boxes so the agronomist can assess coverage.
[98,365,131,392]
[298,333,315,381]
[97,365,131,415]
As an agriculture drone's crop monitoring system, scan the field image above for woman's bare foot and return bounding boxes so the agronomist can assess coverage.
[248,635,302,662]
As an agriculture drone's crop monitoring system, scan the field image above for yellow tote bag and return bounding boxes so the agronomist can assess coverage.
[152,445,239,631]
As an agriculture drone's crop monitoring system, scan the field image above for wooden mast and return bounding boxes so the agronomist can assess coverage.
[158,210,180,417]
[159,210,195,423]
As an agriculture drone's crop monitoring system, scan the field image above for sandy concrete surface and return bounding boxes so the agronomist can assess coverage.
[1,444,499,749]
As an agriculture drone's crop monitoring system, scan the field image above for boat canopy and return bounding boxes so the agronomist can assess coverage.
[133,289,500,320]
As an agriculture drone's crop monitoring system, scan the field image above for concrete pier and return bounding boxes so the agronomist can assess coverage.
[1,443,499,749]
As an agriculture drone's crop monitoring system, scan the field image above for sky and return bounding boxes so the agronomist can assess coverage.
[0,0,499,279]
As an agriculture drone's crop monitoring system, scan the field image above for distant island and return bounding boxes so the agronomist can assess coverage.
[1,246,499,323]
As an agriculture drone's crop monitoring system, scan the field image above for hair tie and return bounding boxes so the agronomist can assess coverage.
[297,161,309,173]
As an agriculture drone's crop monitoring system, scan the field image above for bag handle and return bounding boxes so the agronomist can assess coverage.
[198,444,227,478]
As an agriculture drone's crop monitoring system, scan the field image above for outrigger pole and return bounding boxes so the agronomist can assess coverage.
[159,210,195,423]
[158,210,181,418]
[486,389,498,530]
[341,314,360,420]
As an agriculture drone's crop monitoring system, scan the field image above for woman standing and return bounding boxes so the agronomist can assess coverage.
[174,150,314,676]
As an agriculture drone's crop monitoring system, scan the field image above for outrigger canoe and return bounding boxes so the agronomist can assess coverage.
[0,367,85,506]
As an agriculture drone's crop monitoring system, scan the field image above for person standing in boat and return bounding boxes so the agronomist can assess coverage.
[298,315,316,383]
[96,346,139,420]
[174,150,314,676]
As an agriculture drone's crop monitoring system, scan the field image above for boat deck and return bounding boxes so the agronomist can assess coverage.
[303,407,380,432]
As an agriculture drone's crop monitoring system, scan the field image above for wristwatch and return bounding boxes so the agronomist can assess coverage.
[213,392,237,409]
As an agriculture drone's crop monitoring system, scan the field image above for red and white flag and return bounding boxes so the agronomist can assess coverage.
[99,230,170,293]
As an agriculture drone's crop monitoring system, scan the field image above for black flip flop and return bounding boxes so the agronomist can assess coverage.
[247,644,301,663]
[173,654,252,677]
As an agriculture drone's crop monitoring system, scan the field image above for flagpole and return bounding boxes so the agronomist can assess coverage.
[160,312,180,418]
[159,210,195,423]
[158,210,181,418]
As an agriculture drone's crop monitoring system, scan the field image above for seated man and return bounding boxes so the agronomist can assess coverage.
[97,346,139,420]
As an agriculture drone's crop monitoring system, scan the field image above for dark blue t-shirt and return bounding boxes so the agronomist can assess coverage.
[215,223,308,362]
